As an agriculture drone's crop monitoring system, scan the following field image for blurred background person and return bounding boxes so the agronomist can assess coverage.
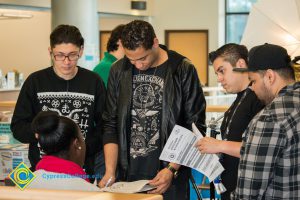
[93,24,125,87]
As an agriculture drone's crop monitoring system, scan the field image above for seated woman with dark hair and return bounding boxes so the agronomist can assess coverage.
[27,111,99,191]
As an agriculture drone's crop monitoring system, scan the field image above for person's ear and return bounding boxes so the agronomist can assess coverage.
[265,69,276,85]
[117,39,124,49]
[73,138,82,150]
[48,47,52,57]
[235,58,247,69]
[117,39,122,46]
[79,46,84,58]
[153,38,159,48]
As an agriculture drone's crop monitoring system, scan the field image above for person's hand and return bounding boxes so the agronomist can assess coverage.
[148,168,173,194]
[98,173,116,188]
[195,137,222,154]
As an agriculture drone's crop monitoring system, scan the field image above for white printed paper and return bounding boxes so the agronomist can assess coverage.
[159,124,224,182]
[100,180,156,193]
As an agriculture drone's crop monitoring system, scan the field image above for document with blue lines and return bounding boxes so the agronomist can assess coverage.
[159,123,224,181]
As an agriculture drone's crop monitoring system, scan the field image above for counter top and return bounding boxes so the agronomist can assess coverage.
[0,186,162,200]
[0,87,21,92]
[206,105,229,112]
[0,101,16,107]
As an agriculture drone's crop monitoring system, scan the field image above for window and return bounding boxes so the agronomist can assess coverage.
[225,0,257,44]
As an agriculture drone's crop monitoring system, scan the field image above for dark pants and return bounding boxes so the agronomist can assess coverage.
[84,151,105,183]
[163,168,190,200]
[84,154,95,183]
[221,190,232,200]
[94,150,105,183]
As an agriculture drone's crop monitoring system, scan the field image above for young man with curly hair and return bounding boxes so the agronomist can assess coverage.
[99,20,206,200]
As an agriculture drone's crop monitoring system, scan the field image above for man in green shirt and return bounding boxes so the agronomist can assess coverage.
[93,25,125,87]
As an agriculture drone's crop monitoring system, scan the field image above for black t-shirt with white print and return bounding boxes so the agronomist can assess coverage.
[128,62,167,181]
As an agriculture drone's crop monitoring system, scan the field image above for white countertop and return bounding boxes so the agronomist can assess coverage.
[0,87,21,92]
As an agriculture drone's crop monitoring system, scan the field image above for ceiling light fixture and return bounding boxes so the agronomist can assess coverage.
[0,12,33,19]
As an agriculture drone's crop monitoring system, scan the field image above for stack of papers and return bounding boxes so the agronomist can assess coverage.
[159,123,224,182]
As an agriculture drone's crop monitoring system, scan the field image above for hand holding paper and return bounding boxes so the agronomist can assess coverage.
[159,123,224,182]
[105,176,113,187]
[99,173,115,188]
[196,137,223,154]
[100,180,156,193]
[148,167,173,194]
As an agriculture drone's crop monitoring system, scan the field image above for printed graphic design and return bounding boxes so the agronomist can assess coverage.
[9,162,36,190]
[37,92,94,139]
[131,74,164,158]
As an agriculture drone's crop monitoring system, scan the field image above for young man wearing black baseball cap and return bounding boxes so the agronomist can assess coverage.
[235,43,299,199]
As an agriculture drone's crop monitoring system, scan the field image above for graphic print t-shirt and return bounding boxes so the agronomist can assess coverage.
[129,63,167,180]
[13,67,103,161]
[38,91,94,139]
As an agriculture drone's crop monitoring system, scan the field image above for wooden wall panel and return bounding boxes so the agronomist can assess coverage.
[99,31,111,60]
[165,30,208,86]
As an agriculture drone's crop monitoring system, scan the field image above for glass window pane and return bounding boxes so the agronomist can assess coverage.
[226,0,257,13]
[226,14,249,44]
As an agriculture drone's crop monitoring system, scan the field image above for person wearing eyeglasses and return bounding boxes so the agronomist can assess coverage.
[11,24,106,183]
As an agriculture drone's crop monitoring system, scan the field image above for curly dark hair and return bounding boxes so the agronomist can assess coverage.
[209,43,248,66]
[50,24,84,48]
[121,20,156,50]
[107,24,125,52]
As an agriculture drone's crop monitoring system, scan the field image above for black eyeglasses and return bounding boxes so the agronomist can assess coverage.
[52,53,80,61]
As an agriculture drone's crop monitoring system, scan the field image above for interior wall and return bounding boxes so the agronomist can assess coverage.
[152,0,219,86]
[0,11,145,80]
[0,0,154,16]
[0,10,51,79]
[0,0,221,86]
[99,15,145,31]
[98,0,153,16]
[0,0,50,8]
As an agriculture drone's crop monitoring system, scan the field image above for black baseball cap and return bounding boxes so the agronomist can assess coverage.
[233,43,291,72]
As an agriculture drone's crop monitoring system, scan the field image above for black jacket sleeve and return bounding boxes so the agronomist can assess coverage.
[102,62,121,145]
[181,59,207,134]
[11,75,37,144]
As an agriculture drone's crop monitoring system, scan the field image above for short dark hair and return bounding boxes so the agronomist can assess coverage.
[50,24,84,48]
[121,20,156,50]
[256,67,295,81]
[209,43,248,66]
[107,24,125,52]
[31,111,80,155]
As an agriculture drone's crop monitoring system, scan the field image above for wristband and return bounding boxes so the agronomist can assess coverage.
[166,164,178,178]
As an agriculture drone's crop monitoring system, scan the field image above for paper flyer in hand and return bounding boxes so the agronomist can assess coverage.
[159,123,224,182]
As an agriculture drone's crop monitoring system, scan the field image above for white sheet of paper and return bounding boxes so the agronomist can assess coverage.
[100,180,156,193]
[159,123,224,182]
